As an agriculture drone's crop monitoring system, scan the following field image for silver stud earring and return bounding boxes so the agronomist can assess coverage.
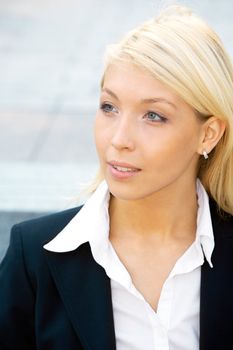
[203,150,209,160]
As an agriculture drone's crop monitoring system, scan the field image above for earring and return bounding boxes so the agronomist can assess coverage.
[203,150,209,160]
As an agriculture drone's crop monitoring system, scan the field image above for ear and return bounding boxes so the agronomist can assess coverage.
[198,117,226,156]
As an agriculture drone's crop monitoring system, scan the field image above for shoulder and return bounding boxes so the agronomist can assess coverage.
[209,198,233,238]
[10,206,83,253]
[1,206,84,281]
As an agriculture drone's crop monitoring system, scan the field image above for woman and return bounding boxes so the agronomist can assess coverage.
[0,5,233,350]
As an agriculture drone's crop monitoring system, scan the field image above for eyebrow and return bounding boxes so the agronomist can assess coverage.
[102,87,177,110]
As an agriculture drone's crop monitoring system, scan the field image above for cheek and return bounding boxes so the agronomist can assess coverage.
[168,131,196,153]
[174,121,201,150]
[175,124,201,155]
[94,118,102,152]
[94,115,109,157]
[147,126,200,168]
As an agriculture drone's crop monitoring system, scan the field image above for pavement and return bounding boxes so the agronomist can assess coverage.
[0,0,233,260]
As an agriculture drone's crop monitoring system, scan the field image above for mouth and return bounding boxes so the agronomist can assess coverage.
[107,161,141,178]
[108,161,141,171]
[111,165,139,172]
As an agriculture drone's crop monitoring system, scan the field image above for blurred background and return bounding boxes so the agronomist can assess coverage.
[0,0,233,260]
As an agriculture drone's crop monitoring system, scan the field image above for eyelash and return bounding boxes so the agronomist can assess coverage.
[100,103,118,114]
[100,102,167,123]
[145,111,167,123]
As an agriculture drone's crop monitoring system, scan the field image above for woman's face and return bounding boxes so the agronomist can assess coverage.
[94,62,205,201]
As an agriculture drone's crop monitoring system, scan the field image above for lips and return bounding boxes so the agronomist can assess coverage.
[108,161,141,172]
[112,165,138,172]
[107,161,141,179]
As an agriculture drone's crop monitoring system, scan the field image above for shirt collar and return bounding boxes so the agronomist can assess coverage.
[196,179,215,267]
[44,180,110,253]
[44,179,215,268]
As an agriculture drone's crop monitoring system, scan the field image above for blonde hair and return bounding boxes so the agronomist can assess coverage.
[89,5,233,215]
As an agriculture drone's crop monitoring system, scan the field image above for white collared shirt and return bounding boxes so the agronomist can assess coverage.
[44,179,214,350]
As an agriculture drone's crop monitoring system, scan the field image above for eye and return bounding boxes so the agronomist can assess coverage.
[145,111,167,123]
[100,103,118,114]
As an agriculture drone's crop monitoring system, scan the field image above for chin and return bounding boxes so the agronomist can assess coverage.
[106,180,155,202]
[106,180,137,200]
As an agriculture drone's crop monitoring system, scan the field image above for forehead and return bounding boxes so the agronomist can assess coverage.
[101,63,200,120]
[102,63,182,105]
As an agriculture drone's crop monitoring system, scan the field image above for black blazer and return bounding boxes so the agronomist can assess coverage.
[0,200,233,350]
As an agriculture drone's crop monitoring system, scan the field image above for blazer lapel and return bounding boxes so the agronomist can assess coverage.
[44,242,116,350]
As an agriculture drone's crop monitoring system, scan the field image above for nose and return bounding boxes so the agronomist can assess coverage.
[111,116,135,151]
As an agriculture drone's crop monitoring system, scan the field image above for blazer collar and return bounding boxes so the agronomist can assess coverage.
[44,242,116,350]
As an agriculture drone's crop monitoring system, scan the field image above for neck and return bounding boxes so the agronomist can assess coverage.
[109,179,198,243]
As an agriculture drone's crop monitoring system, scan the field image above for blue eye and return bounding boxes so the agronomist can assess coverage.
[100,103,118,114]
[146,111,167,123]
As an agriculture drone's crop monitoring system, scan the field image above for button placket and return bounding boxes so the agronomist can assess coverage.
[157,278,173,331]
[144,296,170,350]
